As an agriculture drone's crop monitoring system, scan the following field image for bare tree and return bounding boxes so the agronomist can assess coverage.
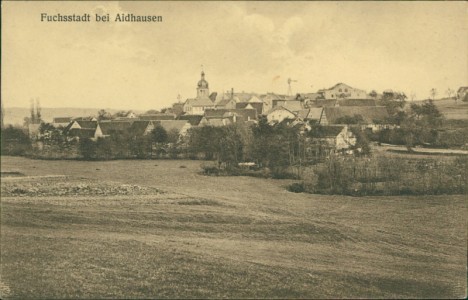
[430,88,437,100]
[446,88,455,103]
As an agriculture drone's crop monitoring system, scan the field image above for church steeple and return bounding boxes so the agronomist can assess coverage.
[197,69,209,98]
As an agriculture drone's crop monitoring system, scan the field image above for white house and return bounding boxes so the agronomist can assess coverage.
[320,83,368,100]
[308,125,357,151]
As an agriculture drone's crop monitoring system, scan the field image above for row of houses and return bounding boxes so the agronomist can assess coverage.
[43,73,394,153]
[58,119,191,141]
[267,106,390,129]
[180,72,381,114]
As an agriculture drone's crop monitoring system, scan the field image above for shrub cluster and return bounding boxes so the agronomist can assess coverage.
[304,155,467,195]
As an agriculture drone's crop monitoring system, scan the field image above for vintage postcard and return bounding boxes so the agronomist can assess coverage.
[1,1,467,299]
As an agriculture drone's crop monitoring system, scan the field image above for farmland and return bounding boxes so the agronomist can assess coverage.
[1,156,467,299]
[425,98,468,120]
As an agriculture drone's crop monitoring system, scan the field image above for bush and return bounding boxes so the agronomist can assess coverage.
[201,163,220,176]
[287,182,305,193]
[435,128,468,148]
[304,156,467,196]
[1,126,31,156]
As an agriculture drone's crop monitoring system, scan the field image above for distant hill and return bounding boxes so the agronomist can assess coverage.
[2,107,145,126]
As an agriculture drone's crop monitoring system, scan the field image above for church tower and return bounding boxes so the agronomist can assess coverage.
[197,71,209,99]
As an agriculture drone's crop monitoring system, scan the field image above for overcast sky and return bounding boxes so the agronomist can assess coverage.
[2,1,467,110]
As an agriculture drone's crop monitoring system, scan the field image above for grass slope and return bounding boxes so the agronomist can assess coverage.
[1,156,466,299]
[420,98,468,120]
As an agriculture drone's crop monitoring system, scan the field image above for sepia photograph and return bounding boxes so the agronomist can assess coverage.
[1,1,467,298]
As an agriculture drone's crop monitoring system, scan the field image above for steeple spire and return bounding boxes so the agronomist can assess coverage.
[197,66,209,98]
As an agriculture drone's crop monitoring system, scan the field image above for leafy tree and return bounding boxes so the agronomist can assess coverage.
[167,128,180,144]
[1,125,31,155]
[151,125,168,143]
[187,124,249,167]
[250,116,275,166]
[187,126,223,160]
[380,91,407,116]
[37,123,69,153]
[109,132,132,158]
[409,100,443,126]
[349,127,371,155]
[381,111,407,125]
[218,125,245,167]
[145,109,159,114]
[23,116,32,128]
[95,137,114,160]
[38,123,55,134]
[79,138,96,160]
[250,117,300,177]
[114,110,132,118]
[151,125,168,158]
[97,109,112,121]
[402,100,444,150]
[130,136,151,159]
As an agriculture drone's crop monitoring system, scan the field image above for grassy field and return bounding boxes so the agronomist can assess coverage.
[425,98,468,120]
[1,156,466,299]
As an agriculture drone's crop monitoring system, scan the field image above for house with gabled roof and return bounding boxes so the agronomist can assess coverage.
[282,100,304,112]
[199,117,233,127]
[319,83,368,100]
[52,117,73,128]
[184,96,216,115]
[138,113,176,121]
[64,120,103,140]
[233,92,257,103]
[307,125,357,155]
[266,106,296,123]
[457,87,468,101]
[338,99,376,106]
[129,121,153,136]
[231,108,257,122]
[215,97,237,110]
[177,114,204,126]
[296,108,324,124]
[204,109,230,119]
[248,95,262,103]
[261,93,286,114]
[322,106,388,125]
[155,120,191,137]
[73,116,98,122]
[204,108,257,123]
[236,102,263,116]
[99,120,134,137]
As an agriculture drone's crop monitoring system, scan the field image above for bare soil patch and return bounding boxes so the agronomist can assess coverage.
[1,176,163,197]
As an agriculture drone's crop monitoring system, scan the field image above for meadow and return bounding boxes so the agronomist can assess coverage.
[1,156,466,299]
[429,98,468,120]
